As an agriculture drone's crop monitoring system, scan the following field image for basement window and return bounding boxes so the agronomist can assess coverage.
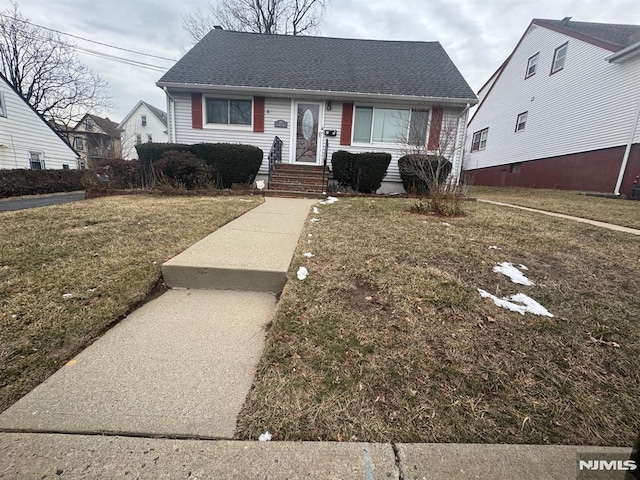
[509,162,522,173]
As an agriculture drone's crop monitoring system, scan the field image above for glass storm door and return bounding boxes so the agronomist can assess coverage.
[295,103,320,163]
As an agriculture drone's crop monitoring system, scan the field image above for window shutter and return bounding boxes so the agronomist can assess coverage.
[191,93,203,129]
[428,107,443,150]
[253,97,265,133]
[340,102,354,146]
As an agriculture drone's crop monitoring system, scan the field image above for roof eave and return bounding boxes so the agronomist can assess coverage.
[156,82,478,106]
[605,40,640,62]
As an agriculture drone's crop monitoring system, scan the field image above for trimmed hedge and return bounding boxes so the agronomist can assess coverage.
[192,143,262,188]
[155,151,213,189]
[398,154,452,195]
[0,169,91,198]
[135,142,263,189]
[331,151,391,193]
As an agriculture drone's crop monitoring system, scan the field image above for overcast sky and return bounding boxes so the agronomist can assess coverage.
[2,0,639,122]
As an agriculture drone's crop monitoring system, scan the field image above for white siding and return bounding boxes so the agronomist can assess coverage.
[168,91,468,186]
[466,25,640,170]
[324,103,466,184]
[171,92,291,175]
[120,103,169,160]
[0,78,78,169]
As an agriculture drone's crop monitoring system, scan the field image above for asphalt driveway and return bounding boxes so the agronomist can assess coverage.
[0,192,85,212]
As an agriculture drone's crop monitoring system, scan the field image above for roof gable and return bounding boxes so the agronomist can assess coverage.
[158,30,477,102]
[118,101,167,129]
[73,114,120,137]
[0,72,78,157]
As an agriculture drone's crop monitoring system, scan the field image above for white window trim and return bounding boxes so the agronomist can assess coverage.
[525,53,539,79]
[351,104,431,146]
[0,92,6,118]
[29,151,45,170]
[141,114,147,126]
[515,112,528,132]
[551,43,568,74]
[471,128,488,152]
[203,95,254,130]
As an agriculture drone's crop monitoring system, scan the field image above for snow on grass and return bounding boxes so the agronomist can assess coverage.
[478,289,554,317]
[319,197,338,205]
[493,262,534,286]
[310,218,320,223]
[303,252,315,258]
[313,207,320,214]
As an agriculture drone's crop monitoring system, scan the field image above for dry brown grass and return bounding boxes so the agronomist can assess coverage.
[471,186,640,230]
[0,195,261,412]
[236,198,639,446]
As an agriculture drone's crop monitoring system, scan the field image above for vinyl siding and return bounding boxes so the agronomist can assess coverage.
[120,104,169,160]
[169,91,467,183]
[466,24,640,171]
[0,78,78,169]
[171,91,291,175]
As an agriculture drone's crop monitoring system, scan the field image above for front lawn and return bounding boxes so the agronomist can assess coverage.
[0,195,262,412]
[470,186,640,230]
[236,198,639,446]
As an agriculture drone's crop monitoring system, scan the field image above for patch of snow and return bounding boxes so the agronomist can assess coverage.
[493,262,534,286]
[255,180,265,190]
[518,264,529,271]
[319,196,338,205]
[62,293,74,299]
[477,289,553,317]
[258,431,272,441]
[441,222,451,227]
[310,218,320,223]
[86,288,97,293]
[488,245,498,250]
[307,234,313,238]
[297,267,308,280]
[239,199,254,202]
[303,252,315,258]
[313,207,320,214]
[510,293,554,317]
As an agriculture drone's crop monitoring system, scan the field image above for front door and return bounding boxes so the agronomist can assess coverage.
[295,103,321,163]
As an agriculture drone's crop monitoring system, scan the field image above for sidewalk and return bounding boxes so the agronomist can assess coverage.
[0,197,315,440]
[478,199,640,235]
[0,433,631,479]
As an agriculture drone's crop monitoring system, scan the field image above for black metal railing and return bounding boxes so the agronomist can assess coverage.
[268,136,283,187]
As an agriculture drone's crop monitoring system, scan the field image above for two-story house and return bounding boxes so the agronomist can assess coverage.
[465,18,640,196]
[118,101,168,160]
[70,114,122,169]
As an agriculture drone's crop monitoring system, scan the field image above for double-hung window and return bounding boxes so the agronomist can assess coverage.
[515,112,528,132]
[206,98,252,126]
[471,128,489,152]
[353,107,427,145]
[551,43,568,74]
[30,151,44,170]
[0,92,6,117]
[525,53,539,78]
[141,115,147,126]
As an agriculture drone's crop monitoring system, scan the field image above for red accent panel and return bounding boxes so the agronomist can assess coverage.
[191,93,203,129]
[340,103,354,146]
[466,144,640,195]
[253,97,265,133]
[428,107,443,150]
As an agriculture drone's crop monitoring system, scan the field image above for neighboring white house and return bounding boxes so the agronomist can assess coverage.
[156,29,478,193]
[465,18,640,196]
[118,101,168,160]
[0,73,79,170]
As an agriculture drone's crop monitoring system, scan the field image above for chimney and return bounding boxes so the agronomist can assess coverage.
[213,25,223,30]
[561,17,572,26]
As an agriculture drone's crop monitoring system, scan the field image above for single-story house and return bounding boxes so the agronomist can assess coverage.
[465,18,640,196]
[156,28,478,193]
[0,72,79,170]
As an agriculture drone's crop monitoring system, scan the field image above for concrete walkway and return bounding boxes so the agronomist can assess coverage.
[0,197,315,440]
[478,198,640,235]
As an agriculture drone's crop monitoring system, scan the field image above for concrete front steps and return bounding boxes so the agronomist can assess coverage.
[162,197,317,293]
[267,163,328,197]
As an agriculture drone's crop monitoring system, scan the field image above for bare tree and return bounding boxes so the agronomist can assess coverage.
[182,0,329,44]
[0,2,112,134]
[397,107,470,215]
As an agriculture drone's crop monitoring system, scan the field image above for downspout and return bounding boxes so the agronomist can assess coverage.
[163,87,177,143]
[614,98,640,196]
[454,103,472,185]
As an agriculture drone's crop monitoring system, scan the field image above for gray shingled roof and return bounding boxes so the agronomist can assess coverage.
[158,30,477,101]
[142,101,167,126]
[535,19,640,49]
